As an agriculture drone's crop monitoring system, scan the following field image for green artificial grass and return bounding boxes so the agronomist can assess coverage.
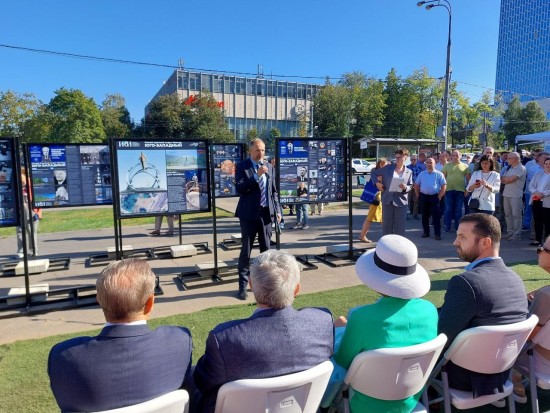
[0,263,549,412]
[0,207,233,238]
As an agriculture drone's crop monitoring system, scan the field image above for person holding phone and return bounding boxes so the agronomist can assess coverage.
[466,155,501,215]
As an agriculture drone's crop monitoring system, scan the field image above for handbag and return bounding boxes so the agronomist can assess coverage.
[360,179,378,204]
[468,197,480,210]
[468,171,495,210]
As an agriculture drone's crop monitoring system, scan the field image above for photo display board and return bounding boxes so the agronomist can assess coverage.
[278,138,347,204]
[28,144,112,208]
[0,138,20,227]
[212,143,244,198]
[114,139,210,217]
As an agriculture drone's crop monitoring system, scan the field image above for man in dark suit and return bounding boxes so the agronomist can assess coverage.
[297,166,308,182]
[193,250,334,413]
[48,259,193,412]
[438,213,528,398]
[235,138,280,300]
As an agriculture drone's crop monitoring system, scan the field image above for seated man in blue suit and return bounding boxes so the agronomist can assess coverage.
[193,250,334,413]
[48,259,193,412]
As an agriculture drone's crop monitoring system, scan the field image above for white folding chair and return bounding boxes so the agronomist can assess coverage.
[331,334,447,413]
[213,360,333,413]
[429,315,539,413]
[89,389,189,413]
[515,320,550,413]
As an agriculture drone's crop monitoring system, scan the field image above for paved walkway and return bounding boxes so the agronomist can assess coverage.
[0,198,539,344]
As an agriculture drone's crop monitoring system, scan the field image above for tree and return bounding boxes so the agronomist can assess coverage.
[0,90,41,138]
[100,94,133,138]
[246,128,259,140]
[19,104,54,143]
[340,72,386,138]
[181,93,234,142]
[502,96,549,147]
[143,94,184,138]
[380,69,418,138]
[47,88,105,143]
[406,68,440,139]
[520,101,550,135]
[313,78,354,137]
[502,96,524,146]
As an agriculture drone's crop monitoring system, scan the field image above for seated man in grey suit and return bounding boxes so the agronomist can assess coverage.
[438,213,528,398]
[48,259,193,412]
[193,250,334,413]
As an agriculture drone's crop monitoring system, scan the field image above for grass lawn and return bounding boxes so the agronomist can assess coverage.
[0,263,549,412]
[0,207,233,238]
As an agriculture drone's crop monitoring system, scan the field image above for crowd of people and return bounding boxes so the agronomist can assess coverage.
[36,139,550,411]
[47,219,550,412]
[359,146,550,249]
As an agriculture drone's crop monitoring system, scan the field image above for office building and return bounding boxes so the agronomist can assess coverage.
[495,0,550,117]
[148,69,321,141]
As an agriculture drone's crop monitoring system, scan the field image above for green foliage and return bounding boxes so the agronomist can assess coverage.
[100,93,133,138]
[20,105,54,142]
[144,94,184,138]
[182,94,234,142]
[145,93,234,142]
[313,78,354,137]
[0,90,41,138]
[46,88,106,143]
[503,96,550,147]
[246,128,259,140]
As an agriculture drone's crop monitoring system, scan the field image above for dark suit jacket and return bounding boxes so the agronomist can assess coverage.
[235,158,279,221]
[48,324,192,412]
[193,306,334,413]
[372,164,413,207]
[438,258,528,397]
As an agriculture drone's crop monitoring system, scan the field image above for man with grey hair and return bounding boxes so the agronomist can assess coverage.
[501,152,527,240]
[48,259,193,412]
[475,146,502,173]
[194,250,334,413]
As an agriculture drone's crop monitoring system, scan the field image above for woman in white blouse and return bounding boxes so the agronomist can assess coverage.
[466,155,501,215]
[529,157,550,247]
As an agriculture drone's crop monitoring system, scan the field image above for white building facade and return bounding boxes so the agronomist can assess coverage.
[148,69,322,141]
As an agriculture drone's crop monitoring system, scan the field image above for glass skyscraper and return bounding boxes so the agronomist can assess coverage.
[495,0,550,104]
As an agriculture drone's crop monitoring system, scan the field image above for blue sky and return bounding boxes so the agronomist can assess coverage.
[0,0,500,124]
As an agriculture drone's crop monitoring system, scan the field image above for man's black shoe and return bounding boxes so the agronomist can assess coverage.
[421,233,429,238]
[434,235,441,240]
[237,290,248,300]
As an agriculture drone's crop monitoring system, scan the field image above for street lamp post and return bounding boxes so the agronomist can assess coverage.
[417,0,452,150]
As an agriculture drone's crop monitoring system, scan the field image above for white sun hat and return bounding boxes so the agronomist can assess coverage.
[355,234,430,299]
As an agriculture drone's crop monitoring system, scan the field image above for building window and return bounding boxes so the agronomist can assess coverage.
[178,72,188,90]
[246,79,254,95]
[225,76,234,93]
[236,78,245,94]
[201,74,212,92]
[189,73,200,91]
[256,79,265,96]
[287,83,296,99]
[277,82,286,97]
[213,75,223,92]
[267,80,275,97]
[297,83,306,99]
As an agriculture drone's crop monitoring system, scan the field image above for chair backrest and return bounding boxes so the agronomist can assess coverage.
[91,389,189,413]
[532,320,550,350]
[444,315,539,374]
[343,334,447,401]
[213,360,333,413]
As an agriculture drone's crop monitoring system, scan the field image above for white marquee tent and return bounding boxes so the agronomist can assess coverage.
[515,131,550,152]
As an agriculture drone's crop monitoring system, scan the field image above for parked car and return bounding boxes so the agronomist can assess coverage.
[351,159,374,174]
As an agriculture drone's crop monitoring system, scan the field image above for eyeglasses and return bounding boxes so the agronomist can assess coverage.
[537,246,550,255]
